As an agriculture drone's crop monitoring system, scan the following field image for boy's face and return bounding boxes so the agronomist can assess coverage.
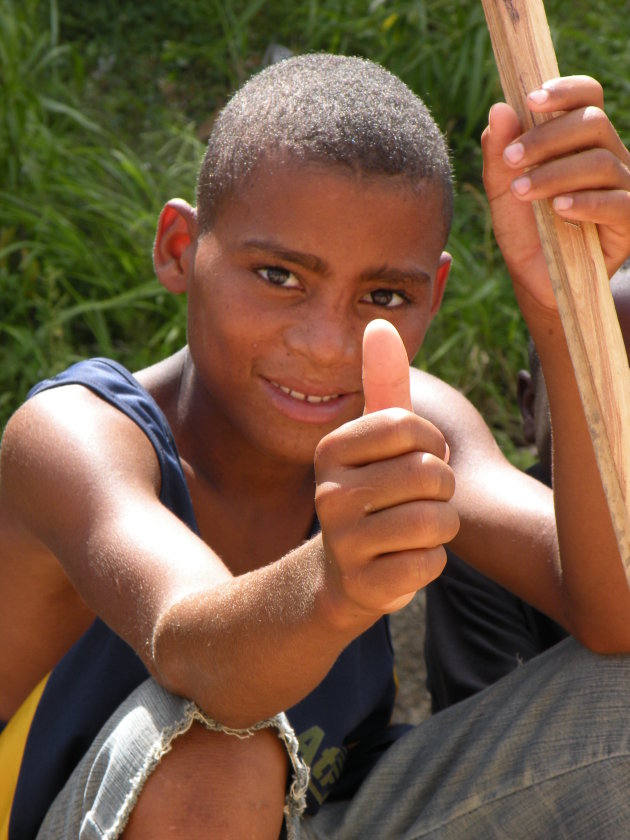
[184,159,449,465]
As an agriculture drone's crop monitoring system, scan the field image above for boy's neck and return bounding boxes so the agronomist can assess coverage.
[137,348,318,573]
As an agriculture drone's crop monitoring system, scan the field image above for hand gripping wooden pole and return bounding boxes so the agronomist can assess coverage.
[481,0,630,579]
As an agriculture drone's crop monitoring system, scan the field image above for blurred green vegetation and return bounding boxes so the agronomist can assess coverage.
[1,0,628,464]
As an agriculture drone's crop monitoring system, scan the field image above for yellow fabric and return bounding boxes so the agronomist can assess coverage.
[0,675,49,840]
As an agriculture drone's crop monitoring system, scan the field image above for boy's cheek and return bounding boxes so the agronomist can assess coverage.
[396,316,433,362]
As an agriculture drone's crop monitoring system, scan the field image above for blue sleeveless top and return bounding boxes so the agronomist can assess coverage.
[10,359,406,837]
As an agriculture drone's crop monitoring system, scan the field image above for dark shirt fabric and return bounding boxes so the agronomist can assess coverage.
[10,359,403,838]
[424,462,568,713]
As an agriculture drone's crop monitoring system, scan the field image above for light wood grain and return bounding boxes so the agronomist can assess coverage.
[481,0,630,577]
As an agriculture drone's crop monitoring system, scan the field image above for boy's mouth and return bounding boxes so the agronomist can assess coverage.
[262,376,359,426]
[270,380,341,404]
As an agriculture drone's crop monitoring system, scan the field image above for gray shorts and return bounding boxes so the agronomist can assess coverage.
[37,639,630,839]
[36,681,309,840]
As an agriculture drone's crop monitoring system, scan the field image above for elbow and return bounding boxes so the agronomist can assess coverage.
[148,600,194,697]
[569,621,630,656]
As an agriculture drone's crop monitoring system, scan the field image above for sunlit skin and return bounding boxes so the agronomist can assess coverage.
[142,161,453,579]
[1,72,630,839]
[156,159,450,481]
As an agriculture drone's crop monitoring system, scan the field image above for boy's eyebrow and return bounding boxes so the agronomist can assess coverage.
[240,239,328,274]
[241,238,432,286]
[361,264,432,287]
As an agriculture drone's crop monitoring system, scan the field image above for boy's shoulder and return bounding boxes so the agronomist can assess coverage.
[0,358,167,526]
[8,354,181,454]
[410,366,463,407]
[409,366,506,475]
[410,367,488,435]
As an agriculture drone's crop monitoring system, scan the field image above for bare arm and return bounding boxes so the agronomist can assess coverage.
[480,75,630,650]
[410,368,560,619]
[0,502,95,720]
[0,386,334,725]
[0,325,458,726]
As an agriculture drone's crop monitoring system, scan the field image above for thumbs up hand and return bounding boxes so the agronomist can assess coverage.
[362,318,413,414]
[314,319,459,632]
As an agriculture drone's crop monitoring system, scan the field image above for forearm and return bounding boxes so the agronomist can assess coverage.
[448,468,560,617]
[151,534,373,727]
[481,73,630,648]
[7,446,358,725]
[532,311,630,650]
[412,368,561,619]
[74,499,366,727]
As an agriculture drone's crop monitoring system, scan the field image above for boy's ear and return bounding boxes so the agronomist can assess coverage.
[429,251,451,317]
[153,199,199,294]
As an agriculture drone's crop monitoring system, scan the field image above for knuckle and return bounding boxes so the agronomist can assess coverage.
[593,148,619,180]
[368,409,412,454]
[392,410,445,457]
[588,77,604,105]
[445,504,461,541]
[583,107,616,148]
[314,426,351,477]
[313,432,337,473]
[417,500,459,544]
[316,474,368,515]
[416,545,448,582]
[386,407,415,437]
[404,452,454,500]
[583,104,606,127]
[603,158,619,184]
[420,454,455,499]
[314,478,340,522]
[313,447,328,481]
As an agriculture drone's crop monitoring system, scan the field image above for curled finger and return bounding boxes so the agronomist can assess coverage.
[526,75,604,113]
[508,148,630,203]
[351,545,448,614]
[358,499,460,557]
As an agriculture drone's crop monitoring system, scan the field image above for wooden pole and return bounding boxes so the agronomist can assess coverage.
[481,0,630,578]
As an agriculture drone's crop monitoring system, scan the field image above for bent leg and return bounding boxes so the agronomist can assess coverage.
[124,722,287,839]
[303,639,630,839]
[36,679,308,840]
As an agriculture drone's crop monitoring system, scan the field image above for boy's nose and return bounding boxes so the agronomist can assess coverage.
[284,306,359,368]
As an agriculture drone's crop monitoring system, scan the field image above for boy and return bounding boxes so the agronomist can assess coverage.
[1,54,630,838]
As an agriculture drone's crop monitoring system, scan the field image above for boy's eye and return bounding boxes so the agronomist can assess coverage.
[361,289,407,308]
[258,266,300,288]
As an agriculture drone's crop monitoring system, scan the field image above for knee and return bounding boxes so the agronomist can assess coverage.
[123,722,289,839]
[543,638,630,717]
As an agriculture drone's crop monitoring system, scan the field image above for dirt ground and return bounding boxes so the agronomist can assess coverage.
[389,589,432,724]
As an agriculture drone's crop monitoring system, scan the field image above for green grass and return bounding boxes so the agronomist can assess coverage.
[1,0,628,465]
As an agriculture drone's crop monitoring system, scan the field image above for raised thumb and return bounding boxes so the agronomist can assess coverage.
[362,319,413,415]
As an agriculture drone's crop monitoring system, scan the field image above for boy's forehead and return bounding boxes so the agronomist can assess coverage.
[218,154,449,249]
[236,150,437,196]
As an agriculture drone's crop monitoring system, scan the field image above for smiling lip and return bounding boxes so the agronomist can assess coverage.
[263,376,358,423]
[270,380,341,404]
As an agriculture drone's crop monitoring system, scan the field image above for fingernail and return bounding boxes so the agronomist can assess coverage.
[528,88,549,105]
[503,142,525,164]
[512,176,531,196]
[553,195,574,211]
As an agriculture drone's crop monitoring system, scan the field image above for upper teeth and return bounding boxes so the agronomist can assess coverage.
[274,383,339,403]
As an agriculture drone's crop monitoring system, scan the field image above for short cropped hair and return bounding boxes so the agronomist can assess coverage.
[196,53,453,234]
